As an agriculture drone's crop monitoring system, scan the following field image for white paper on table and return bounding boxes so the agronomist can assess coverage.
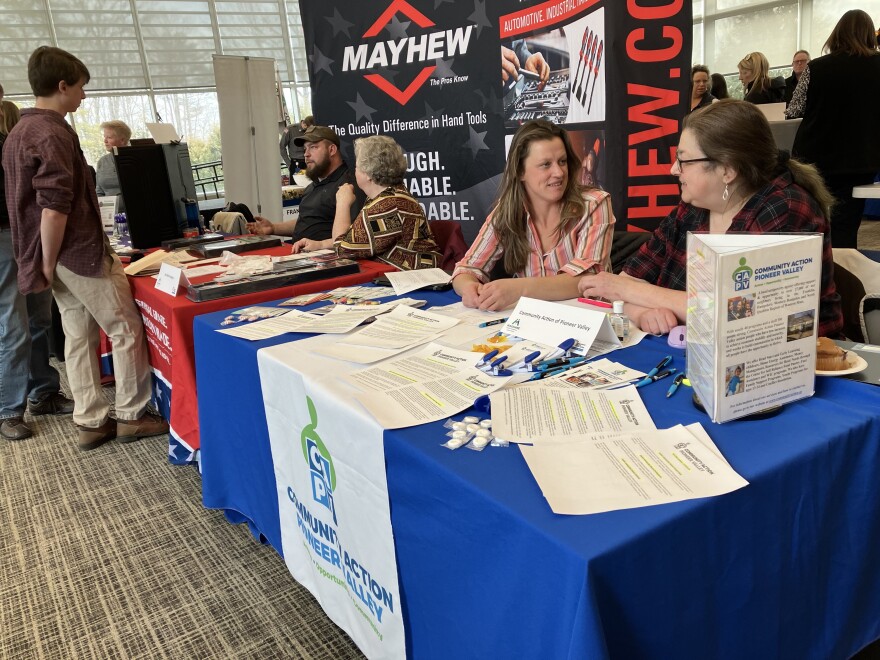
[427,301,512,327]
[216,310,320,340]
[527,359,646,390]
[519,423,748,515]
[342,305,459,349]
[347,343,510,428]
[502,297,621,355]
[490,385,654,443]
[385,268,451,296]
[314,333,445,364]
[177,263,228,278]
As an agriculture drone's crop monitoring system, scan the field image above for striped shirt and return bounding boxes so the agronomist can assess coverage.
[452,188,614,282]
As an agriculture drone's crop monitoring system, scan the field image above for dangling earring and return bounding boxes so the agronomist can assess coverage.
[722,184,730,202]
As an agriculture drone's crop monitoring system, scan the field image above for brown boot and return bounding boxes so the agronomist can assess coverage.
[116,411,169,444]
[77,419,117,451]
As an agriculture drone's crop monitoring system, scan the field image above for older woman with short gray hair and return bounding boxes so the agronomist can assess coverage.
[96,119,132,208]
[293,135,442,271]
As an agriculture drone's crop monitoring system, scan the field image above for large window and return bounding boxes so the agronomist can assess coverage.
[692,0,874,84]
[0,0,310,165]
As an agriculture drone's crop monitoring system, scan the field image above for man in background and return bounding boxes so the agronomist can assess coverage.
[251,125,365,243]
[3,46,167,450]
[280,114,313,175]
[785,50,810,106]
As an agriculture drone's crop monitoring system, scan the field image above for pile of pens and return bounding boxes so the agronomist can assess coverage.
[476,339,580,378]
[634,355,688,397]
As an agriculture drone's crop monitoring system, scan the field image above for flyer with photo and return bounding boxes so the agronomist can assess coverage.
[686,233,822,423]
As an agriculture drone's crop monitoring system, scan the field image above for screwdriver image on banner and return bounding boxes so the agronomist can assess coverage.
[587,39,604,112]
[580,35,599,108]
[571,28,590,107]
[574,29,594,105]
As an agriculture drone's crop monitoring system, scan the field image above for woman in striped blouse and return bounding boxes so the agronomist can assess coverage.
[452,120,615,311]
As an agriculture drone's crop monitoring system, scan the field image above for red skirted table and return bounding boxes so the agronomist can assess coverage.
[125,245,394,464]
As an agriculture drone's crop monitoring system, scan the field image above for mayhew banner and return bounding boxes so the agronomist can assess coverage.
[258,342,404,659]
[300,0,690,240]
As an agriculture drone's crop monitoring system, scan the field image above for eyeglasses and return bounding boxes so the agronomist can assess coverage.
[676,156,713,168]
[793,58,809,65]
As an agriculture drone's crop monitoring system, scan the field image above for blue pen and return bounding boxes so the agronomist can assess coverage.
[489,356,508,374]
[537,356,587,371]
[645,355,673,379]
[529,338,576,370]
[636,368,677,388]
[476,348,499,366]
[520,350,541,367]
[479,317,508,328]
[666,372,687,398]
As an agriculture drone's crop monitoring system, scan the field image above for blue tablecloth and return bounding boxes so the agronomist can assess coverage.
[195,291,880,659]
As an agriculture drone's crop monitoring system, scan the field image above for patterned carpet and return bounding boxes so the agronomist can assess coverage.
[0,370,364,660]
[3,218,879,660]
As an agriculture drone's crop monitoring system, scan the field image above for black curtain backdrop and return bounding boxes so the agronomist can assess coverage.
[299,0,691,242]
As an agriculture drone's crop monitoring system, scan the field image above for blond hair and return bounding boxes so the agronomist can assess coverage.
[738,52,771,94]
[100,119,132,144]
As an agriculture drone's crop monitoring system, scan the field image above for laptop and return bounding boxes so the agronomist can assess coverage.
[834,340,880,386]
[757,103,787,122]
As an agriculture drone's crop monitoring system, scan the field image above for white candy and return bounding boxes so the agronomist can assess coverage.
[462,416,480,424]
[475,428,492,438]
[451,422,467,431]
[447,438,464,448]
[472,437,489,448]
[451,430,468,439]
[465,423,480,433]
[479,419,493,428]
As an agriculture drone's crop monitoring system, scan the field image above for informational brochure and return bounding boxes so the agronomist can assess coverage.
[527,358,646,390]
[519,423,749,515]
[686,233,822,422]
[427,301,511,327]
[216,299,425,340]
[501,297,621,356]
[489,385,654,443]
[342,305,459,349]
[385,267,451,295]
[347,343,511,428]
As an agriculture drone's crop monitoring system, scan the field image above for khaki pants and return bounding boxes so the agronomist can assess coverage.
[52,253,152,427]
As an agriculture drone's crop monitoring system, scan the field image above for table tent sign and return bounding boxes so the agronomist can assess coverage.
[686,233,822,422]
[258,343,405,659]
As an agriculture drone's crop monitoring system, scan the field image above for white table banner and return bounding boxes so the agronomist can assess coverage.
[258,341,404,659]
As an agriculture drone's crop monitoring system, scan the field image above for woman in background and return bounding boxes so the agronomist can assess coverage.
[577,100,843,337]
[452,119,614,311]
[293,135,442,271]
[738,52,785,104]
[711,73,730,100]
[688,65,716,113]
[95,119,132,208]
[787,10,880,248]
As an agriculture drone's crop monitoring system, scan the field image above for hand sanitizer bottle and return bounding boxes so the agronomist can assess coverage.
[610,300,630,340]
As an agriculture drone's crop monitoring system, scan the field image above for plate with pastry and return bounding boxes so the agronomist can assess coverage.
[815,337,869,376]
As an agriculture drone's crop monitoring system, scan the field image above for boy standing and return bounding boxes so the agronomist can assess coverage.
[2,46,167,450]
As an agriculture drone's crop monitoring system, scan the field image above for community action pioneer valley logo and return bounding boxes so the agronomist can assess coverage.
[732,257,753,291]
[342,0,475,104]
[285,396,397,635]
[301,396,337,525]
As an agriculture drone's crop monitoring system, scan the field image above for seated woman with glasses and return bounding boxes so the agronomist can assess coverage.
[577,99,843,337]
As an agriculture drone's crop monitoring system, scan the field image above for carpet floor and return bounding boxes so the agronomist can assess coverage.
[3,217,879,659]
[0,370,363,659]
